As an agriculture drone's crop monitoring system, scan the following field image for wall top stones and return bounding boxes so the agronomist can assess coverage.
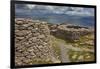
[15,18,53,65]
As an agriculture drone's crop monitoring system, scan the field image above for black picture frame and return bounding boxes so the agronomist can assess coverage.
[10,0,97,68]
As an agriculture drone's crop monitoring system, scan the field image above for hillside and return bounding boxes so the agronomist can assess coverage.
[15,18,95,66]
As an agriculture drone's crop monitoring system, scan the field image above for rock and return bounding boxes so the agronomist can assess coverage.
[15,20,24,25]
[72,54,77,59]
[78,55,84,61]
[15,18,53,65]
[15,30,31,36]
[50,24,92,40]
[27,25,33,29]
[38,35,45,39]
[33,33,40,37]
[16,37,24,40]
[29,37,37,42]
[86,55,91,59]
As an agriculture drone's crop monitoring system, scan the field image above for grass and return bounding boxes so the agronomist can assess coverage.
[50,35,61,60]
[68,50,94,62]
[29,34,64,64]
[50,33,95,62]
[29,58,53,64]
[70,33,94,49]
[50,35,73,60]
[29,33,94,64]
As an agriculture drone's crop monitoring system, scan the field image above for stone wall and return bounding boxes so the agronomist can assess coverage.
[15,18,53,65]
[50,24,93,40]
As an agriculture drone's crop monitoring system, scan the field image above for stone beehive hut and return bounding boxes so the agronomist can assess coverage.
[50,24,92,40]
[15,18,53,65]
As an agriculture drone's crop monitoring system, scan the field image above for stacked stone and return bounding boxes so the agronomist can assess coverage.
[50,24,92,40]
[15,18,52,66]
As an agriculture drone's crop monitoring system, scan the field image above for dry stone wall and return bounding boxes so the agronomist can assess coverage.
[50,24,92,40]
[15,18,53,65]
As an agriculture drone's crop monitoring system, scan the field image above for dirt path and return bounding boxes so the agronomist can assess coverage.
[58,44,71,63]
[58,43,94,63]
[50,36,94,63]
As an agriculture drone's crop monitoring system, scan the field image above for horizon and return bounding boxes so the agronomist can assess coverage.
[15,4,95,27]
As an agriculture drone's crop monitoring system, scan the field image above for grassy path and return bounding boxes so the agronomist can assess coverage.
[58,44,71,63]
[50,35,94,63]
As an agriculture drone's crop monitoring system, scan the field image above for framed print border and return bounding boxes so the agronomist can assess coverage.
[10,1,97,68]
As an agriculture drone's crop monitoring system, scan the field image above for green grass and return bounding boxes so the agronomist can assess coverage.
[29,58,53,64]
[50,32,94,62]
[68,50,94,62]
[50,35,61,60]
[70,34,94,49]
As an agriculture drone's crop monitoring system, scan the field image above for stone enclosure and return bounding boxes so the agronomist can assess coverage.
[15,18,93,66]
[15,18,53,65]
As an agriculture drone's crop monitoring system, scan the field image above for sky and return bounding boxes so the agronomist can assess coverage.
[15,4,94,16]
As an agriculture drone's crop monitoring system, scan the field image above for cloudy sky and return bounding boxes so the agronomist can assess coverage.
[15,4,94,16]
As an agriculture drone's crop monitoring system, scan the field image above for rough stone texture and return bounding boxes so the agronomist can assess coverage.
[15,18,53,66]
[15,18,93,65]
[49,24,93,40]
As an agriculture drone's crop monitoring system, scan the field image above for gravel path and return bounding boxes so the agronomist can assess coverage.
[58,43,94,63]
[58,44,71,63]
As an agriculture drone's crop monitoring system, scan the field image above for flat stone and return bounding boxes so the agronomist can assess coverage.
[38,35,45,38]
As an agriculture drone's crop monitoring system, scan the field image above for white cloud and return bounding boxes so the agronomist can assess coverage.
[64,7,94,16]
[26,4,36,9]
[16,4,94,16]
